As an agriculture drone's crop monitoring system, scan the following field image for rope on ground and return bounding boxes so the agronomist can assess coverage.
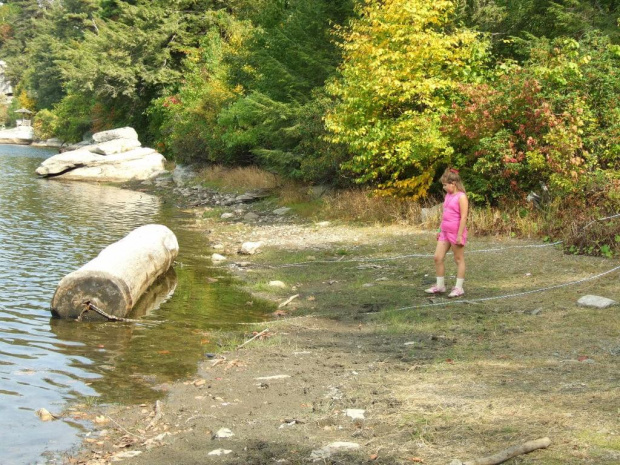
[583,212,620,230]
[387,263,620,313]
[248,262,620,324]
[254,241,564,269]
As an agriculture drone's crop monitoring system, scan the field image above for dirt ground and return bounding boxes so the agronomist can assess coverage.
[67,196,620,465]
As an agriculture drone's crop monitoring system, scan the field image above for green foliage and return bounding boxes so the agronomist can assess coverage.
[2,0,618,208]
[325,0,489,198]
[148,9,249,163]
[51,92,95,142]
[443,34,620,203]
[32,108,58,140]
[150,0,353,181]
[461,0,620,57]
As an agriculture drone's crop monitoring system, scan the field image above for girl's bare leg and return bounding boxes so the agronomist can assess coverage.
[452,244,465,279]
[434,241,452,278]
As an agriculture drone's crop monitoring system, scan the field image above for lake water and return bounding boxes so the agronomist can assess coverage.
[0,145,271,464]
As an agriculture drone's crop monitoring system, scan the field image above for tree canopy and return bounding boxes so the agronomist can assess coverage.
[0,0,618,206]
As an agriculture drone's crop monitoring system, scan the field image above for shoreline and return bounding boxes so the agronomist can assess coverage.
[65,174,620,465]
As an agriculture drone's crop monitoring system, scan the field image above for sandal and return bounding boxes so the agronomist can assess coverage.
[425,285,446,294]
[448,287,465,298]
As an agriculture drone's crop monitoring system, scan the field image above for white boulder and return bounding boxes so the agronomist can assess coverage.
[0,126,34,145]
[92,138,142,155]
[92,127,139,143]
[35,128,167,182]
[577,295,617,309]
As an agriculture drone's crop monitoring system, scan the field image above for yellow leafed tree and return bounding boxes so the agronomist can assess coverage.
[325,0,488,198]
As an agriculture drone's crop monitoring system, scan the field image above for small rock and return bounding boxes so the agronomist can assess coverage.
[310,442,360,461]
[244,212,260,221]
[345,409,365,420]
[269,280,287,289]
[239,241,262,255]
[112,451,142,460]
[531,308,542,315]
[214,428,234,439]
[221,213,235,219]
[273,207,291,216]
[212,253,227,263]
[255,375,291,380]
[36,408,56,422]
[315,221,330,227]
[577,295,617,309]
[208,449,232,456]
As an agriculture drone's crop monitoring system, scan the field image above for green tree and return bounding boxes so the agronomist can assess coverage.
[151,0,354,182]
[325,0,489,198]
[460,0,620,57]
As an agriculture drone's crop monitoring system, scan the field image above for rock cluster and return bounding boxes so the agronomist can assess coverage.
[35,127,166,182]
[173,185,270,207]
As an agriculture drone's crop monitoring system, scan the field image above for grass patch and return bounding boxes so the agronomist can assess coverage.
[196,165,280,193]
[230,221,620,463]
[201,206,227,219]
[577,431,620,451]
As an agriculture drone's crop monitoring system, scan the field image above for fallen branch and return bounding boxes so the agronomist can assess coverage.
[146,400,163,430]
[238,328,270,348]
[103,414,145,440]
[278,294,300,308]
[455,437,551,465]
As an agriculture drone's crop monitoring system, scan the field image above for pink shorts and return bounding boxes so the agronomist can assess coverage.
[438,225,467,246]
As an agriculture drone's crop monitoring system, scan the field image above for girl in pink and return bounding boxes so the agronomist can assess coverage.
[425,168,468,298]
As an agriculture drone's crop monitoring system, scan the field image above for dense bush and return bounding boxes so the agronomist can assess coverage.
[442,35,620,204]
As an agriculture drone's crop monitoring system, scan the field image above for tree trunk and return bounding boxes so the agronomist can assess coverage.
[51,225,179,321]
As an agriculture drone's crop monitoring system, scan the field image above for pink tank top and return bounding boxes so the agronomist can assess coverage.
[441,192,464,227]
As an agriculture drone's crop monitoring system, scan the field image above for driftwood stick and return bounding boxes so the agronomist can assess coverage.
[146,400,163,430]
[278,294,300,308]
[238,329,270,348]
[463,437,551,465]
[103,414,145,440]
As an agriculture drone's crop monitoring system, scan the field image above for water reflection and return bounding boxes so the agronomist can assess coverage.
[0,145,273,463]
[128,268,178,319]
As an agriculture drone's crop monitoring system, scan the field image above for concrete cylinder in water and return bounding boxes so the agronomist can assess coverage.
[51,224,179,320]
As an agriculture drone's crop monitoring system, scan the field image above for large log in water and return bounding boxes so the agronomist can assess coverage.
[51,224,179,320]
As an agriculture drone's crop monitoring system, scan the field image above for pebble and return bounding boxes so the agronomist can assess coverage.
[214,428,234,439]
[310,442,360,461]
[345,409,365,420]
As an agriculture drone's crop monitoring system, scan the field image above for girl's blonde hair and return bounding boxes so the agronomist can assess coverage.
[440,168,466,193]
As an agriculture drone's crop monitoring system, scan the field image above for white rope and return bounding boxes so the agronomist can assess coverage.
[387,263,620,313]
[235,262,620,325]
[583,213,620,230]
[261,241,564,269]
